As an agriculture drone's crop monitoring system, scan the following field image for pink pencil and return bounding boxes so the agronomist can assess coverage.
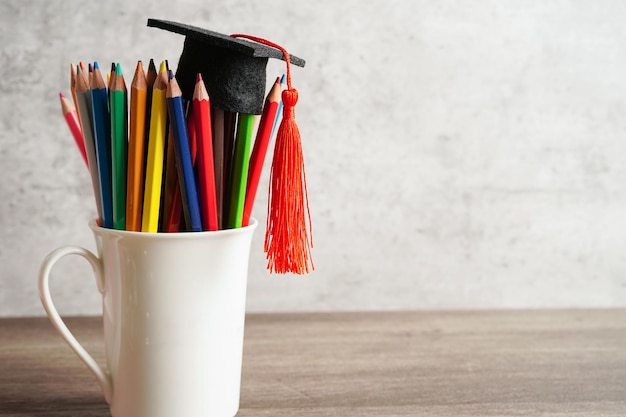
[59,92,88,167]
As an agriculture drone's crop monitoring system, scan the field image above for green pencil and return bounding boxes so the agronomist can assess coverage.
[227,113,255,229]
[110,63,128,230]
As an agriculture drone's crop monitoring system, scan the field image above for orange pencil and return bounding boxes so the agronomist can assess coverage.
[242,77,281,226]
[126,61,148,231]
[59,92,88,167]
[193,74,218,231]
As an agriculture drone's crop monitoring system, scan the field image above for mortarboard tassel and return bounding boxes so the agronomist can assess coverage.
[231,34,313,274]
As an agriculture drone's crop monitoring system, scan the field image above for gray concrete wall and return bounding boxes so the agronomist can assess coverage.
[2,0,626,316]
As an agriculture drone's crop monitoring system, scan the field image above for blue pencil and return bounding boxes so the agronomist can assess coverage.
[165,74,202,232]
[90,62,113,229]
[270,73,286,141]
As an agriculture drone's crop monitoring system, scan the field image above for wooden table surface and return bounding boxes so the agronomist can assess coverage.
[1,310,625,416]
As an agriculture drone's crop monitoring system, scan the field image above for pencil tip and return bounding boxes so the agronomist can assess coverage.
[89,63,93,72]
[116,63,122,75]
[59,92,65,98]
[196,73,203,83]
[168,69,174,80]
[94,61,100,70]
[280,74,286,84]
[158,60,167,73]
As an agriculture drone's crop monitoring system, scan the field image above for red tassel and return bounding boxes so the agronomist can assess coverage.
[231,34,313,274]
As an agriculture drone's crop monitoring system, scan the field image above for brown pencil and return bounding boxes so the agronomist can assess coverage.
[221,110,236,227]
[211,107,225,229]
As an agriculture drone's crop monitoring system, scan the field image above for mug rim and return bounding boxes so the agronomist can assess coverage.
[89,217,258,239]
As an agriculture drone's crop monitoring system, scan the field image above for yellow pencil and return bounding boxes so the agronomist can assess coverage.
[126,61,148,232]
[141,61,169,232]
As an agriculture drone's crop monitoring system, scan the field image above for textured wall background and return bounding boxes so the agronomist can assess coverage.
[2,0,626,317]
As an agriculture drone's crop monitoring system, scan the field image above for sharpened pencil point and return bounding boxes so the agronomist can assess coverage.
[59,92,65,99]
[94,61,100,70]
[116,63,122,76]
[196,73,202,83]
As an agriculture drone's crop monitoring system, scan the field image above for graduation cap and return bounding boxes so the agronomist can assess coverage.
[147,19,305,114]
[146,19,313,274]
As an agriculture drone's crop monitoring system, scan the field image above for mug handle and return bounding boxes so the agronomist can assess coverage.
[38,245,113,403]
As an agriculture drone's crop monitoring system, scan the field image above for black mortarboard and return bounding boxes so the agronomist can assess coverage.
[147,19,305,114]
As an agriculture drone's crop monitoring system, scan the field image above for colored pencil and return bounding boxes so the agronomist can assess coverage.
[59,92,88,167]
[166,75,202,232]
[126,61,147,232]
[243,77,281,226]
[74,66,103,222]
[271,73,286,140]
[193,74,218,231]
[222,110,236,226]
[110,63,127,230]
[144,58,157,157]
[70,64,81,127]
[161,123,179,231]
[141,61,169,232]
[164,106,198,232]
[227,113,255,229]
[211,107,225,229]
[90,61,113,229]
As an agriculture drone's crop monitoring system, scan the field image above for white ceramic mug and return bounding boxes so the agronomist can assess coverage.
[38,218,257,417]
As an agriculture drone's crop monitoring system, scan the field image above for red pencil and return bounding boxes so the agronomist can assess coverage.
[193,74,218,231]
[242,77,281,226]
[59,92,88,167]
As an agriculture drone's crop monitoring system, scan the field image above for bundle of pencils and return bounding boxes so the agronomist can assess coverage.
[59,60,285,233]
